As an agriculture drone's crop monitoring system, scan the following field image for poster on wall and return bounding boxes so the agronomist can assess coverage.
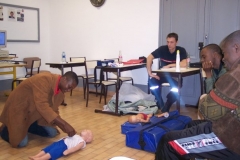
[0,6,3,21]
[8,8,16,21]
[0,2,39,42]
[17,9,24,22]
[1,7,24,22]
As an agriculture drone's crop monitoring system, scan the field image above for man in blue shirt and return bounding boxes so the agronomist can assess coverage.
[147,33,187,112]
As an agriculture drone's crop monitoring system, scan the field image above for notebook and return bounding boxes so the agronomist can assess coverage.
[122,59,144,65]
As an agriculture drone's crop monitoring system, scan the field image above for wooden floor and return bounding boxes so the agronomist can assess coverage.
[0,88,198,160]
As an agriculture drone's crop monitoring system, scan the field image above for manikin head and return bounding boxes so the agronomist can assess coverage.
[128,115,140,124]
[80,129,93,143]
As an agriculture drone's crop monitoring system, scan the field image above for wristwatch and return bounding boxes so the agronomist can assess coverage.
[90,0,105,7]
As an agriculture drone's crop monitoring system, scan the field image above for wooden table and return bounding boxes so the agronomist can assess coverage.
[151,67,202,112]
[94,63,146,116]
[0,63,26,94]
[0,56,17,61]
[46,62,85,75]
[45,62,85,106]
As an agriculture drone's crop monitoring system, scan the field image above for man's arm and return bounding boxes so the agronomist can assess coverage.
[147,54,160,80]
[163,59,187,68]
[31,77,59,123]
[54,116,76,137]
[180,47,188,68]
[202,61,213,78]
[140,118,150,123]
[31,75,75,136]
[180,59,187,67]
[63,142,84,155]
[202,61,214,93]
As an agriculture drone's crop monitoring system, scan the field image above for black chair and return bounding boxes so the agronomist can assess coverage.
[104,58,133,86]
[70,57,95,98]
[85,60,117,107]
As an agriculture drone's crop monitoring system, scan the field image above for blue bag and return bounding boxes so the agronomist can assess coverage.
[124,110,192,153]
[97,60,114,66]
[121,110,178,134]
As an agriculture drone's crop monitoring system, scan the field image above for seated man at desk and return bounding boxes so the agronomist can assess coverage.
[198,43,227,119]
[200,44,227,94]
[147,32,187,112]
[0,71,78,148]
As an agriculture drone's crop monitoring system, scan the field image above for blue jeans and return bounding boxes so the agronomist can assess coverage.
[148,75,179,111]
[18,123,58,148]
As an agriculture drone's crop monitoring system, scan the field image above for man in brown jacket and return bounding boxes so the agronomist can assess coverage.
[155,30,240,160]
[0,71,78,148]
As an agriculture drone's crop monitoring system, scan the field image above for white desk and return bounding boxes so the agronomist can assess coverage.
[152,67,202,112]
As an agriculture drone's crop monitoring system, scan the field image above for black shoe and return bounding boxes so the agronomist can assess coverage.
[156,101,164,110]
[161,101,171,112]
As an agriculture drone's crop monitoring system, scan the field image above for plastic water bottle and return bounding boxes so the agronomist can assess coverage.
[119,50,122,64]
[186,52,190,69]
[62,52,66,63]
[176,50,180,72]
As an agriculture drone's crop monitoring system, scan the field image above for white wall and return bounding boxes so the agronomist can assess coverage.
[1,0,159,85]
[0,0,51,80]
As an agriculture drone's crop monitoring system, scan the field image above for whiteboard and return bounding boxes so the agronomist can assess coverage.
[0,3,40,42]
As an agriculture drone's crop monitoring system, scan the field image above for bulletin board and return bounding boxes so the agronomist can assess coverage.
[0,3,40,42]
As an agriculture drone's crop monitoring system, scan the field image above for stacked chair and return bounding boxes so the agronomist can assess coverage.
[12,57,42,90]
[104,58,133,85]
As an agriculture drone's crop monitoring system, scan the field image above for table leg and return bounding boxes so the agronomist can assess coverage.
[4,67,16,96]
[176,74,181,112]
[115,69,120,114]
[60,65,67,106]
[61,64,64,75]
[13,66,17,89]
[94,68,121,116]
[94,109,121,116]
[199,71,204,95]
[185,71,202,108]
